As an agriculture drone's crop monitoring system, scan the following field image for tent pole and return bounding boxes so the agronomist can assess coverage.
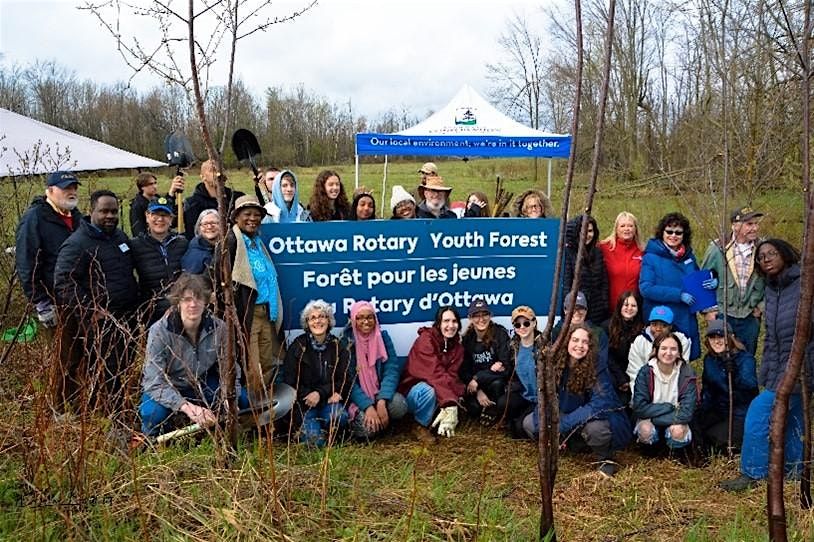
[355,153,360,189]
[381,155,388,216]
[547,158,553,199]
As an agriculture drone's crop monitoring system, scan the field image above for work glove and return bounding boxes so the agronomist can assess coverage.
[702,276,719,290]
[35,301,57,328]
[431,406,459,438]
[680,292,695,306]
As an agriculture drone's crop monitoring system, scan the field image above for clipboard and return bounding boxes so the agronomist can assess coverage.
[682,269,717,313]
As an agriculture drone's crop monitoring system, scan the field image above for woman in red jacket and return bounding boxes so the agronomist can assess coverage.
[399,306,465,443]
[599,211,644,315]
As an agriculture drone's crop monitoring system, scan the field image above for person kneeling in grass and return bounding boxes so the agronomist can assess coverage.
[631,332,698,456]
[524,323,631,477]
[140,273,250,436]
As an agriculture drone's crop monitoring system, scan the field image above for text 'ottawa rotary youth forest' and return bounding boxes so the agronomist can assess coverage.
[266,230,551,255]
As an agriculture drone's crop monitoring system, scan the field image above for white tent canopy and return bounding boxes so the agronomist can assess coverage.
[354,84,571,199]
[0,108,166,177]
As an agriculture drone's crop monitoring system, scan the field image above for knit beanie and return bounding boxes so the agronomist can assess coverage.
[390,185,415,212]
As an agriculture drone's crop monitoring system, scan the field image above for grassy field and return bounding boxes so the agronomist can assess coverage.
[0,158,811,541]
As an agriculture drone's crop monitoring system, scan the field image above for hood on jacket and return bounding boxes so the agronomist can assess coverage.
[418,325,461,352]
[565,214,599,252]
[512,189,555,218]
[767,263,801,290]
[270,169,301,223]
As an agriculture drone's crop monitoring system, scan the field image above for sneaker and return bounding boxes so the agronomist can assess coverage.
[598,461,618,478]
[720,474,759,492]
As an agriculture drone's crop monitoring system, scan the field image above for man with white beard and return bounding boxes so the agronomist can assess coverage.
[15,171,83,335]
[415,176,457,219]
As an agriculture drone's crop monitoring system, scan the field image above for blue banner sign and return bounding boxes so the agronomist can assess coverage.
[355,133,572,158]
[260,218,560,354]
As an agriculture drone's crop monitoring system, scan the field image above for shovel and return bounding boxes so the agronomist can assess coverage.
[153,396,281,445]
[164,130,197,232]
[231,128,262,178]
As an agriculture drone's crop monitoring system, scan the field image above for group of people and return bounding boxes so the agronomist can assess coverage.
[14,163,812,487]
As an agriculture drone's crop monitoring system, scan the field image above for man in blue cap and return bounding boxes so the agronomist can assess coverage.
[15,171,83,335]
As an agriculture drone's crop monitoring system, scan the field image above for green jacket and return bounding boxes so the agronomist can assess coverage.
[700,239,765,319]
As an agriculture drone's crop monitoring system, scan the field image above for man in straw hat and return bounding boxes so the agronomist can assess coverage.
[416,176,457,219]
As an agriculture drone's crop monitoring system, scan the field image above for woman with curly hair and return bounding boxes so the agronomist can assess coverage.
[601,290,645,404]
[283,299,352,447]
[307,170,351,221]
[523,323,631,477]
[599,211,645,315]
[639,212,716,360]
[512,189,554,218]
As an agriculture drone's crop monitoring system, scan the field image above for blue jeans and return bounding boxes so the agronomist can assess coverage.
[299,403,349,447]
[728,314,760,356]
[741,390,803,479]
[405,382,438,427]
[139,373,249,436]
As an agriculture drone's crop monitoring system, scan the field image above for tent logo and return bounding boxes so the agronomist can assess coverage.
[455,107,477,126]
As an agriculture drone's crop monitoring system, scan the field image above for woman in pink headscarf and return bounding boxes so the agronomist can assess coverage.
[340,301,408,439]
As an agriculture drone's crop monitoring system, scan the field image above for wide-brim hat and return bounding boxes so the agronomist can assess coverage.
[230,195,268,221]
[418,175,452,198]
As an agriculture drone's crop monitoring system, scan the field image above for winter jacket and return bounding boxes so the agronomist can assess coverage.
[562,215,609,324]
[632,361,698,426]
[626,329,691,398]
[181,235,216,274]
[599,237,643,314]
[557,349,632,451]
[639,238,701,359]
[399,326,464,407]
[15,196,82,305]
[459,323,512,387]
[760,264,814,391]
[54,218,138,314]
[416,202,457,219]
[700,239,765,319]
[183,182,244,240]
[341,326,405,411]
[511,189,555,218]
[129,233,188,323]
[699,349,758,424]
[283,333,352,407]
[141,310,240,411]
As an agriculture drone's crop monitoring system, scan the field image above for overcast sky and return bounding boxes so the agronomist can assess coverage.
[0,0,552,120]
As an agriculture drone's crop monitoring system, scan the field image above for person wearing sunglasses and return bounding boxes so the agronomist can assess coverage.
[496,305,543,438]
[639,212,713,361]
[283,299,351,447]
[722,238,814,491]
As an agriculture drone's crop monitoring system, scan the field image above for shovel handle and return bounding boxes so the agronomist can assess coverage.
[154,422,202,444]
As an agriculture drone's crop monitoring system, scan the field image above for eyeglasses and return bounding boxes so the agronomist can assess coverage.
[513,320,532,329]
[470,312,490,320]
[664,229,684,236]
[180,296,203,305]
[757,250,779,262]
[200,221,219,227]
[308,314,329,322]
[523,204,542,211]
[355,314,375,322]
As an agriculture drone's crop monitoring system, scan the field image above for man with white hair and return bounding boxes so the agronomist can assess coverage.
[15,171,83,334]
[416,176,457,219]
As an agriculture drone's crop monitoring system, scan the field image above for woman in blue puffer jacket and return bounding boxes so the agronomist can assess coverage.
[639,212,717,361]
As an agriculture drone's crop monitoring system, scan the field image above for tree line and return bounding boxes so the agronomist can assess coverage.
[0,60,420,170]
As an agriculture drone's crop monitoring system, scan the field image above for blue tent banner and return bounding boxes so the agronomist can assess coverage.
[355,133,571,158]
[260,218,560,355]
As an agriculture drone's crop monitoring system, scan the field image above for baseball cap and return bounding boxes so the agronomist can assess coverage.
[706,319,732,337]
[511,305,536,322]
[467,298,492,318]
[648,306,674,325]
[730,206,763,223]
[147,197,174,215]
[564,291,588,310]
[46,171,81,188]
[418,162,438,175]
